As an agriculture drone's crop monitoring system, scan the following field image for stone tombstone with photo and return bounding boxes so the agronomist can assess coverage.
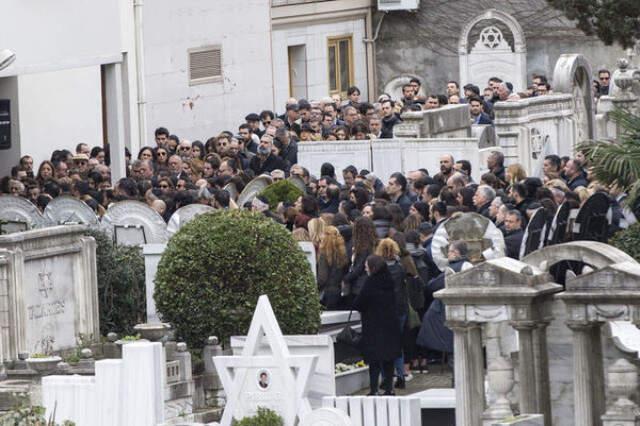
[0,225,99,360]
[214,295,318,426]
[101,200,168,245]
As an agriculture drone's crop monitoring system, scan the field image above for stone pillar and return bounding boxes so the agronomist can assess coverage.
[450,321,485,426]
[590,324,606,422]
[532,321,552,426]
[566,321,604,426]
[511,321,537,415]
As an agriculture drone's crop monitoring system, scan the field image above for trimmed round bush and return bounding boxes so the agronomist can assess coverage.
[259,180,304,210]
[154,210,321,349]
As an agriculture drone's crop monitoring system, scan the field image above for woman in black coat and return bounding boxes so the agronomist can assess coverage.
[353,255,402,395]
[344,217,378,300]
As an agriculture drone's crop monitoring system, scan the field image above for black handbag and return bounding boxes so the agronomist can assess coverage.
[336,310,362,349]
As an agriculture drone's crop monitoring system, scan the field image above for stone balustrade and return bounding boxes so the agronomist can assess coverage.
[493,94,576,176]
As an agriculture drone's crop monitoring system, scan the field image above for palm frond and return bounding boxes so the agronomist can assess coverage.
[579,109,640,207]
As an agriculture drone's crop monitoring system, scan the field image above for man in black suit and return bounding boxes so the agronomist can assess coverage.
[469,96,493,125]
[503,209,524,259]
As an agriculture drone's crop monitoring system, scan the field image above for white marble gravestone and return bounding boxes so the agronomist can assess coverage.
[231,334,335,409]
[213,295,318,426]
[0,225,99,360]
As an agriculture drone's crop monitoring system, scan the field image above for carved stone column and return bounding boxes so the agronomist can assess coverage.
[532,320,552,426]
[511,321,537,415]
[449,321,485,426]
[566,321,604,426]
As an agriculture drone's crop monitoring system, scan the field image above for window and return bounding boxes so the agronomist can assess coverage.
[188,46,222,85]
[327,36,353,98]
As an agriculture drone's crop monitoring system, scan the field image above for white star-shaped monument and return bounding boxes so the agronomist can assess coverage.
[214,295,319,426]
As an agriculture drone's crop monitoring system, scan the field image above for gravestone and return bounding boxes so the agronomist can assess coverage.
[0,195,49,231]
[552,54,596,145]
[44,195,99,227]
[298,241,317,280]
[459,9,527,93]
[0,225,99,360]
[431,212,505,269]
[213,295,318,426]
[101,200,168,245]
[166,204,214,236]
[231,334,334,409]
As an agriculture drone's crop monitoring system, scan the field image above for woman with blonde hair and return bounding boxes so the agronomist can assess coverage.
[375,238,410,389]
[317,226,349,310]
[308,217,326,252]
[505,163,527,186]
[574,186,591,205]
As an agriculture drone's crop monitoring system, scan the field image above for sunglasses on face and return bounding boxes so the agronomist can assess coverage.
[158,152,167,156]
[159,184,170,189]
[180,147,191,151]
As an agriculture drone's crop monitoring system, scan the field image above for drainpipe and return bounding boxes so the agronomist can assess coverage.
[133,0,147,147]
[363,11,386,100]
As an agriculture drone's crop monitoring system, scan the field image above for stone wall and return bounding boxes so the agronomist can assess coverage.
[375,0,626,96]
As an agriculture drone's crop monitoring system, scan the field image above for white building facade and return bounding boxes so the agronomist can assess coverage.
[0,0,375,177]
[271,0,375,109]
[0,0,131,178]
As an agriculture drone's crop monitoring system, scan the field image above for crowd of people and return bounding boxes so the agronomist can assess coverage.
[0,71,629,396]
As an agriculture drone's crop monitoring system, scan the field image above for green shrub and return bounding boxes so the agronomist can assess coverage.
[86,230,146,336]
[154,210,320,349]
[232,407,283,426]
[258,180,303,210]
[610,222,640,262]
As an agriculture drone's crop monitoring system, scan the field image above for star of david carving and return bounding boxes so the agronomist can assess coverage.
[213,295,318,426]
[481,26,503,49]
[38,270,54,298]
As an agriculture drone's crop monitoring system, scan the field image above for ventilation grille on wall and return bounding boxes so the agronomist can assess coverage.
[377,0,419,11]
[188,46,222,85]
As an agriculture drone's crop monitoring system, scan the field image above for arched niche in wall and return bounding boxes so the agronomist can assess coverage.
[459,9,527,93]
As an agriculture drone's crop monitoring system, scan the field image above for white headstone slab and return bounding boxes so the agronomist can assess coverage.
[298,241,317,280]
[44,195,99,226]
[231,334,335,409]
[0,195,48,230]
[552,53,596,144]
[101,200,168,244]
[300,407,352,426]
[214,295,318,426]
[167,204,214,235]
[142,243,168,323]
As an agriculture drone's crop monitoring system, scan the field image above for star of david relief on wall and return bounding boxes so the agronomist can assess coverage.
[478,26,507,50]
[213,295,318,426]
[38,268,54,298]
